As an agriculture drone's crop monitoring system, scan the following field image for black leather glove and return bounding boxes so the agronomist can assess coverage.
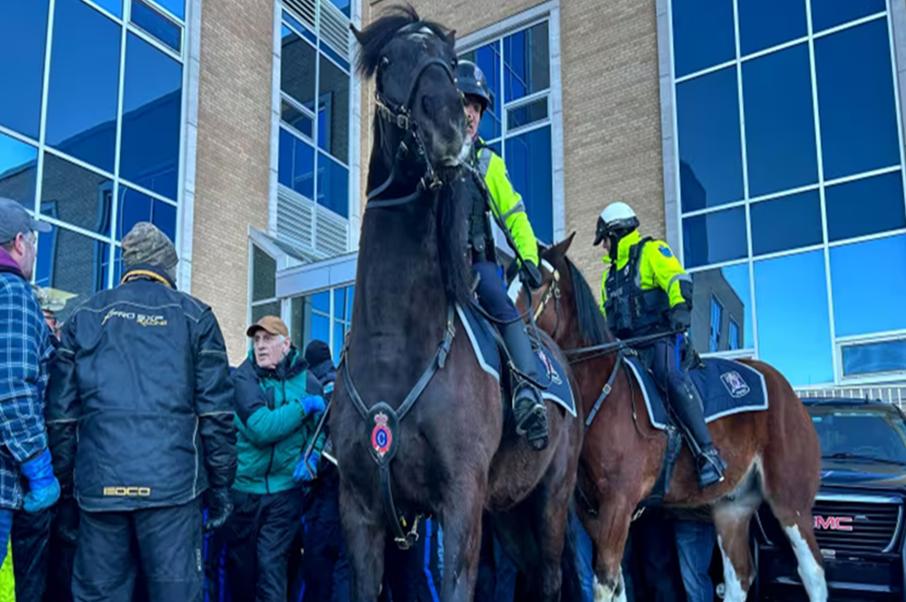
[669,303,692,332]
[522,260,543,290]
[205,487,233,532]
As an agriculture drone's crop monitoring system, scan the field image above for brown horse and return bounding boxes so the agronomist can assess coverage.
[331,8,582,601]
[515,235,826,602]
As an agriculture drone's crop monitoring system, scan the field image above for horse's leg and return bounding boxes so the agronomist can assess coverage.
[712,499,758,602]
[441,482,485,602]
[340,484,385,602]
[584,493,632,602]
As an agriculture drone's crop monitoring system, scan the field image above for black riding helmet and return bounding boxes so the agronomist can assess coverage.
[455,59,492,112]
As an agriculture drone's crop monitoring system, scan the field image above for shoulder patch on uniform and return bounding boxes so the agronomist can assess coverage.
[658,245,673,258]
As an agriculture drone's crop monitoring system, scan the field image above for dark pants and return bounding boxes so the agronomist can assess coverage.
[641,335,685,390]
[226,488,303,602]
[72,498,204,602]
[300,466,350,602]
[12,506,52,601]
[473,261,517,323]
[381,518,443,602]
[629,509,684,602]
[675,520,716,602]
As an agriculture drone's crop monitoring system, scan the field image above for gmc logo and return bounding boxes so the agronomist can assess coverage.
[814,515,853,531]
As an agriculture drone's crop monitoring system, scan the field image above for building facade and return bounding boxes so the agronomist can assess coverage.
[4,0,906,395]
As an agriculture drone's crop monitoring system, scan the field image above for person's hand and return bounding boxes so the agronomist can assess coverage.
[300,395,326,417]
[522,260,543,290]
[21,449,61,513]
[669,304,692,333]
[293,451,321,482]
[205,487,233,532]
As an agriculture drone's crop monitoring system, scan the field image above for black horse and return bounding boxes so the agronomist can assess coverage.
[330,6,583,602]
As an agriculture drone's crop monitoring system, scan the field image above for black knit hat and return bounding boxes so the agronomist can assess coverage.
[304,340,332,367]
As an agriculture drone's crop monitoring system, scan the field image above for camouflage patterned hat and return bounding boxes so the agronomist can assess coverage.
[122,222,178,279]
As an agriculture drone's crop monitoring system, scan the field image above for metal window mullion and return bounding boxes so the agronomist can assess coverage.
[750,242,826,262]
[827,227,906,248]
[81,0,122,23]
[686,257,749,273]
[281,92,317,120]
[805,0,841,384]
[824,164,902,187]
[667,0,686,267]
[812,10,887,40]
[313,7,321,242]
[884,0,906,253]
[125,22,183,62]
[502,87,549,110]
[32,0,58,285]
[505,117,551,139]
[500,37,506,163]
[109,0,130,289]
[681,198,747,219]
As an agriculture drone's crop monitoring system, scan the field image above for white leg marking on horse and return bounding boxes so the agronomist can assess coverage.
[593,575,618,602]
[614,571,627,602]
[784,524,828,602]
[717,535,746,602]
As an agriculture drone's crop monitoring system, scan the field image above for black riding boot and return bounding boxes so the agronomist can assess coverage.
[667,375,727,489]
[501,322,549,451]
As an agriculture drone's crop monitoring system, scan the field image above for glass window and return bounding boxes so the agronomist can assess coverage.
[152,0,184,21]
[318,55,349,162]
[333,321,345,362]
[677,67,743,212]
[93,0,122,17]
[507,98,547,130]
[312,313,330,348]
[754,250,833,385]
[503,22,549,103]
[251,301,281,324]
[690,263,753,353]
[131,0,181,52]
[120,33,183,200]
[842,340,906,378]
[811,0,885,33]
[0,1,49,140]
[291,295,311,351]
[346,284,354,320]
[505,125,552,242]
[682,206,747,268]
[34,225,110,322]
[671,0,735,78]
[738,0,806,56]
[312,290,330,313]
[281,101,313,140]
[461,42,502,141]
[815,19,899,181]
[830,235,906,337]
[283,12,316,45]
[317,152,349,218]
[278,129,315,199]
[750,190,822,256]
[333,287,346,323]
[117,186,176,241]
[113,246,123,284]
[45,0,121,173]
[281,27,316,110]
[825,171,906,243]
[252,247,276,302]
[709,297,723,352]
[742,44,817,197]
[40,154,112,235]
[0,133,39,208]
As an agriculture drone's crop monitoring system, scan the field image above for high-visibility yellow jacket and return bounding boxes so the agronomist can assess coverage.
[473,142,540,267]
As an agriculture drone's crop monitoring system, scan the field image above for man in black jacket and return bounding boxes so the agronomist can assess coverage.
[47,222,237,602]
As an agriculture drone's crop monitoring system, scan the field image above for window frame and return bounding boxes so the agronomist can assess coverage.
[837,330,906,385]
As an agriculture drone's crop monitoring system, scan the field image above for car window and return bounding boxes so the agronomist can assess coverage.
[811,410,906,463]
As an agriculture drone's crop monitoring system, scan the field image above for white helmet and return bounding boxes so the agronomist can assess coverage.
[594,202,639,246]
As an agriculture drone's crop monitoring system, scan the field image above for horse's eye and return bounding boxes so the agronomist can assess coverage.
[381,56,391,68]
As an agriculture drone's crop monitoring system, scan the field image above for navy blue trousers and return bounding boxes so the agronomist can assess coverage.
[473,262,517,323]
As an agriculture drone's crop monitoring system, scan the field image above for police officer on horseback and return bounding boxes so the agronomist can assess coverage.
[595,202,726,489]
[456,60,549,451]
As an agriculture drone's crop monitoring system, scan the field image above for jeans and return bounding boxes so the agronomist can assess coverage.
[567,510,595,602]
[674,520,716,602]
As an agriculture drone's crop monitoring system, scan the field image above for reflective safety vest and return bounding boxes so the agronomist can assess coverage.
[601,230,690,339]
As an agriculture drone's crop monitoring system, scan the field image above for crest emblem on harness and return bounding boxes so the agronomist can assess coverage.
[537,350,563,386]
[371,411,393,458]
[720,371,750,399]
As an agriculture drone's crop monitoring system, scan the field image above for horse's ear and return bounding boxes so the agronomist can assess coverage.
[351,24,365,45]
[448,29,457,43]
[544,232,576,267]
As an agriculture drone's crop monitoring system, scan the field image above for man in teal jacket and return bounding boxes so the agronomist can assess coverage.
[226,316,326,602]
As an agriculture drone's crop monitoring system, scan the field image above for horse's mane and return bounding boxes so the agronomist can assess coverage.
[565,257,613,345]
[436,172,477,306]
[355,5,453,78]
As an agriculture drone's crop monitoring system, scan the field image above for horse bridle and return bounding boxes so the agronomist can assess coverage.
[367,52,459,209]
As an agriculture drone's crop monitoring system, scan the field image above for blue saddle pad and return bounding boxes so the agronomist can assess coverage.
[623,355,768,431]
[456,304,577,417]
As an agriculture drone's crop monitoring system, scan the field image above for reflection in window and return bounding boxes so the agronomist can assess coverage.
[120,33,182,200]
[503,21,549,103]
[46,0,121,173]
[842,340,906,378]
[830,235,906,338]
[815,19,899,180]
[131,0,181,52]
[40,154,112,235]
[682,206,747,268]
[750,190,822,256]
[251,301,281,325]
[677,68,743,212]
[281,101,313,140]
[34,224,109,323]
[0,133,39,208]
[281,27,316,110]
[117,186,176,241]
[507,98,548,130]
[317,152,349,218]
[279,129,315,199]
[690,263,752,354]
[0,1,49,140]
[312,313,330,349]
[319,56,349,162]
[737,0,806,56]
[754,250,833,385]
[460,42,502,141]
[505,126,552,242]
[671,0,735,78]
[825,171,906,243]
[742,44,817,197]
[252,246,277,302]
[811,0,885,33]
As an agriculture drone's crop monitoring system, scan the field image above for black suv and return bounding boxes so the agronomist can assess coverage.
[754,398,906,601]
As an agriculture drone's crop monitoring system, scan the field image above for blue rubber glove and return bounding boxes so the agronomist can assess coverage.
[293,450,321,482]
[21,449,61,514]
[300,395,326,417]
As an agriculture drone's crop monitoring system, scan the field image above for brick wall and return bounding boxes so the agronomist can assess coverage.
[193,0,274,363]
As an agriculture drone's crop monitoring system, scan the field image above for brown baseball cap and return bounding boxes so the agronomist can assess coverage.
[246,316,289,338]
